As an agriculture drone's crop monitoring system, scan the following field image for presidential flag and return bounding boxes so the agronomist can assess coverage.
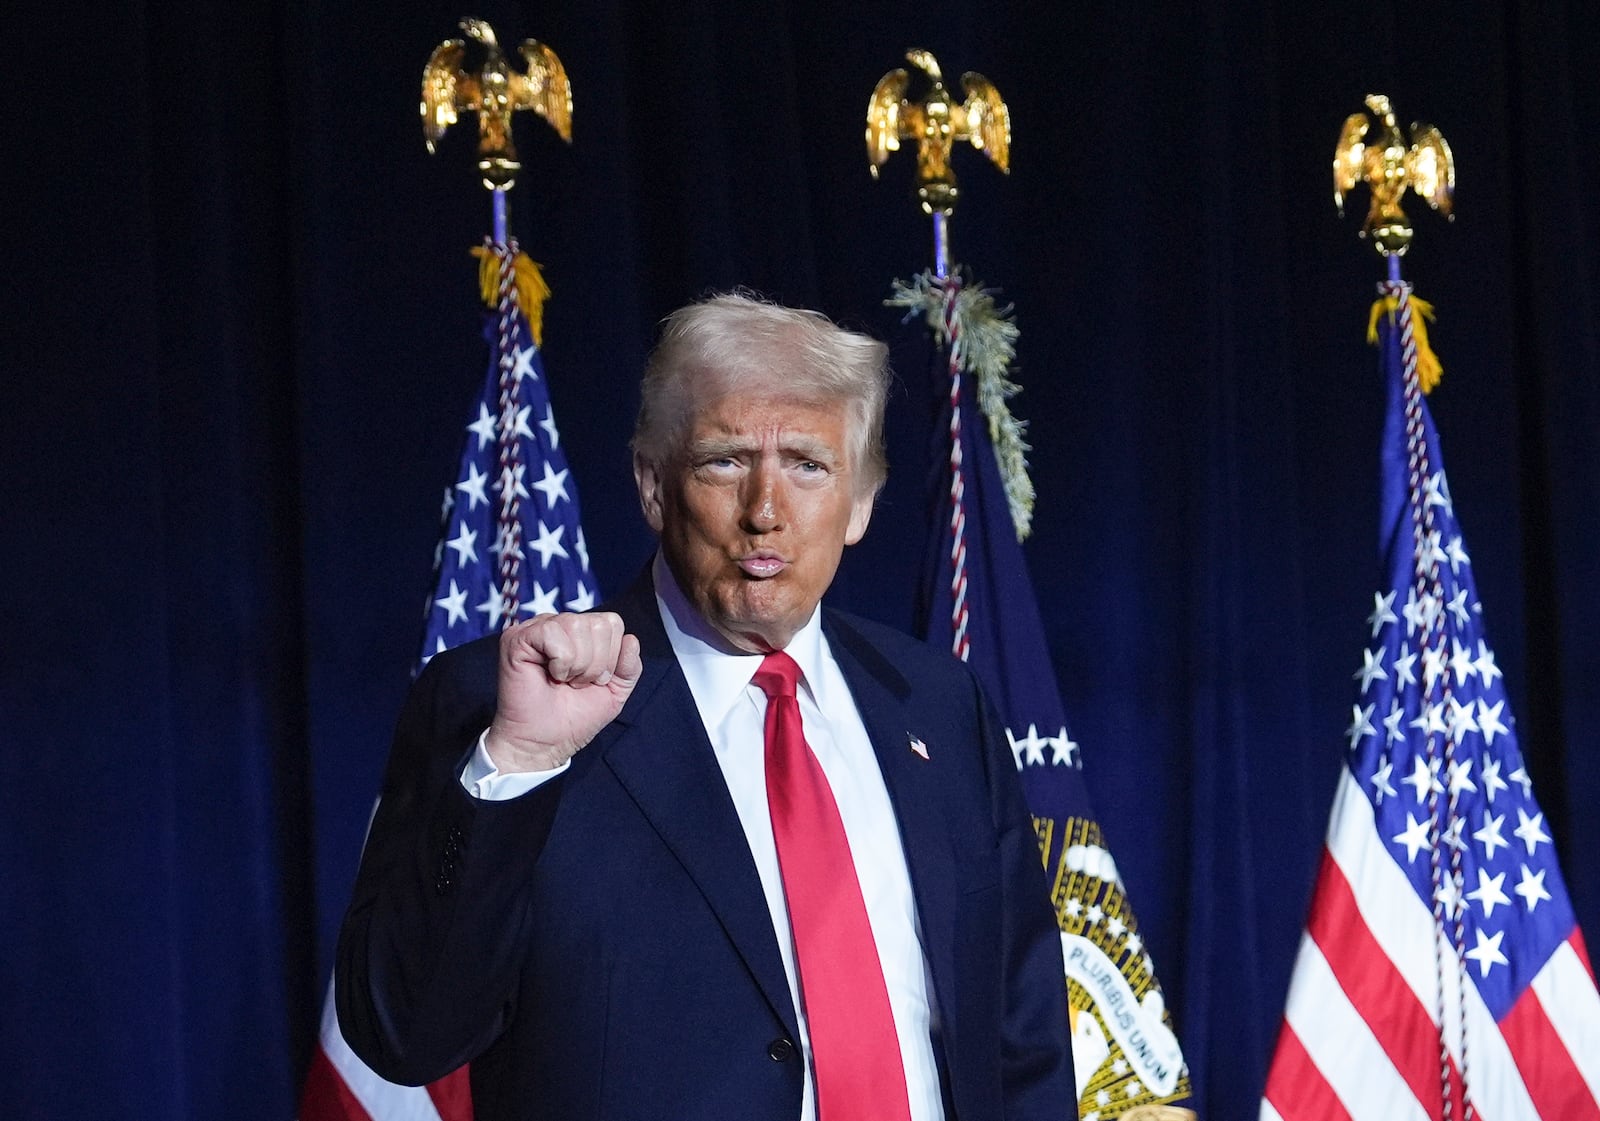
[1260,280,1600,1120]
[298,240,599,1121]
[891,272,1194,1120]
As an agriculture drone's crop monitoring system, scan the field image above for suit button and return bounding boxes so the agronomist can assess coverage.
[767,1038,794,1062]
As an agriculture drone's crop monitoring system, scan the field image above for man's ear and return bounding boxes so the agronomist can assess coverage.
[634,453,665,534]
[844,490,875,546]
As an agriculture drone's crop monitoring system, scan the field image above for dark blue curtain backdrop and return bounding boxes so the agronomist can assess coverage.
[4,2,1596,1118]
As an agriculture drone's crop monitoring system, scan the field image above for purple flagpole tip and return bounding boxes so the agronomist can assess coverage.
[492,189,508,248]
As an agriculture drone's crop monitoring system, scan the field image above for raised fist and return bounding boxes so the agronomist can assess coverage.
[485,611,643,773]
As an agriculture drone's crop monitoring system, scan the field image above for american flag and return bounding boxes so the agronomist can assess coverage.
[894,272,1194,1120]
[298,241,598,1121]
[1260,280,1600,1121]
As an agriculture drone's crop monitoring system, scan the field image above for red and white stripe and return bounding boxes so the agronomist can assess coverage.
[297,983,472,1121]
[1261,768,1600,1121]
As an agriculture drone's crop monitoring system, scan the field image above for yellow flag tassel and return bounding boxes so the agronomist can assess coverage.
[471,246,552,348]
[1367,294,1443,394]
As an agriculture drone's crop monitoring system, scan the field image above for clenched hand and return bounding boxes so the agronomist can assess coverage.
[485,612,643,773]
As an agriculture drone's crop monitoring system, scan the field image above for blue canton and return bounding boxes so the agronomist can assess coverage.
[419,281,598,671]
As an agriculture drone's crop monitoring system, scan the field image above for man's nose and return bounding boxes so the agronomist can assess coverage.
[741,466,783,532]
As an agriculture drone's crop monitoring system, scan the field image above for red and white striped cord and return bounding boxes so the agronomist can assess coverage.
[492,239,523,627]
[1390,278,1471,1121]
[941,279,971,663]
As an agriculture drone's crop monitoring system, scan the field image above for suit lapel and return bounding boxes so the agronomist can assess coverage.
[591,577,963,1042]
[823,613,961,1034]
[594,574,798,1035]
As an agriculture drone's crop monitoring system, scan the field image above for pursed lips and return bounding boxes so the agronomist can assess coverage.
[737,551,787,578]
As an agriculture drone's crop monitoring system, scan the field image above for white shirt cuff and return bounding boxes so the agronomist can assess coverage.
[458,729,571,800]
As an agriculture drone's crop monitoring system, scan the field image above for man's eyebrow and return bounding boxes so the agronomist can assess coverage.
[684,433,844,465]
[686,435,756,458]
[782,437,840,462]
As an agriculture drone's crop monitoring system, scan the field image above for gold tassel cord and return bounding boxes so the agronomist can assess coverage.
[472,246,552,348]
[1367,294,1443,394]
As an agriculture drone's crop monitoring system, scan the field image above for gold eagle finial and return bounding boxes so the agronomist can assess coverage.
[867,48,1010,217]
[1333,93,1453,255]
[422,17,573,191]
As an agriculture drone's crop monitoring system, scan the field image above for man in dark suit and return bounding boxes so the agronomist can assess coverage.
[337,293,1074,1120]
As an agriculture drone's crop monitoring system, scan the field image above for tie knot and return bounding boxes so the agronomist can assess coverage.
[751,650,801,700]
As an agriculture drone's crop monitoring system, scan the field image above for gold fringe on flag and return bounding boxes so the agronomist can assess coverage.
[1367,294,1443,394]
[472,246,552,347]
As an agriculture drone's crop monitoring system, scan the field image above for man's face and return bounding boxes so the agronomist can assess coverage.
[635,386,875,653]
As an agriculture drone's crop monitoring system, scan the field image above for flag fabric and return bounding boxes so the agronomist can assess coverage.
[298,240,599,1121]
[417,242,601,664]
[1260,279,1600,1121]
[891,272,1195,1120]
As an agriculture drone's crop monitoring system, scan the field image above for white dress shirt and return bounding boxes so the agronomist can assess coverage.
[461,557,945,1121]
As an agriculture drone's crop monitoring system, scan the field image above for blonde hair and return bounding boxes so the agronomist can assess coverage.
[631,292,890,495]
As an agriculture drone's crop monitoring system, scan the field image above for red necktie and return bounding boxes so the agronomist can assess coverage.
[753,651,913,1121]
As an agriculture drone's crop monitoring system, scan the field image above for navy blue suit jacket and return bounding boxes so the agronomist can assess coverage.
[337,574,1073,1120]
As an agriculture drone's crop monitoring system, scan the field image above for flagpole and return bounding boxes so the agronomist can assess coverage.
[1264,92,1600,1118]
[932,213,949,279]
[876,50,1200,1119]
[298,18,582,1121]
[493,188,509,248]
[1325,92,1472,1119]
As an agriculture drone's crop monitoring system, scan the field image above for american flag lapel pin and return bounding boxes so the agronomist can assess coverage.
[908,733,929,760]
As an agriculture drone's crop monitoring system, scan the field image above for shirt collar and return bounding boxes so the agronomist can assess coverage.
[652,552,830,725]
